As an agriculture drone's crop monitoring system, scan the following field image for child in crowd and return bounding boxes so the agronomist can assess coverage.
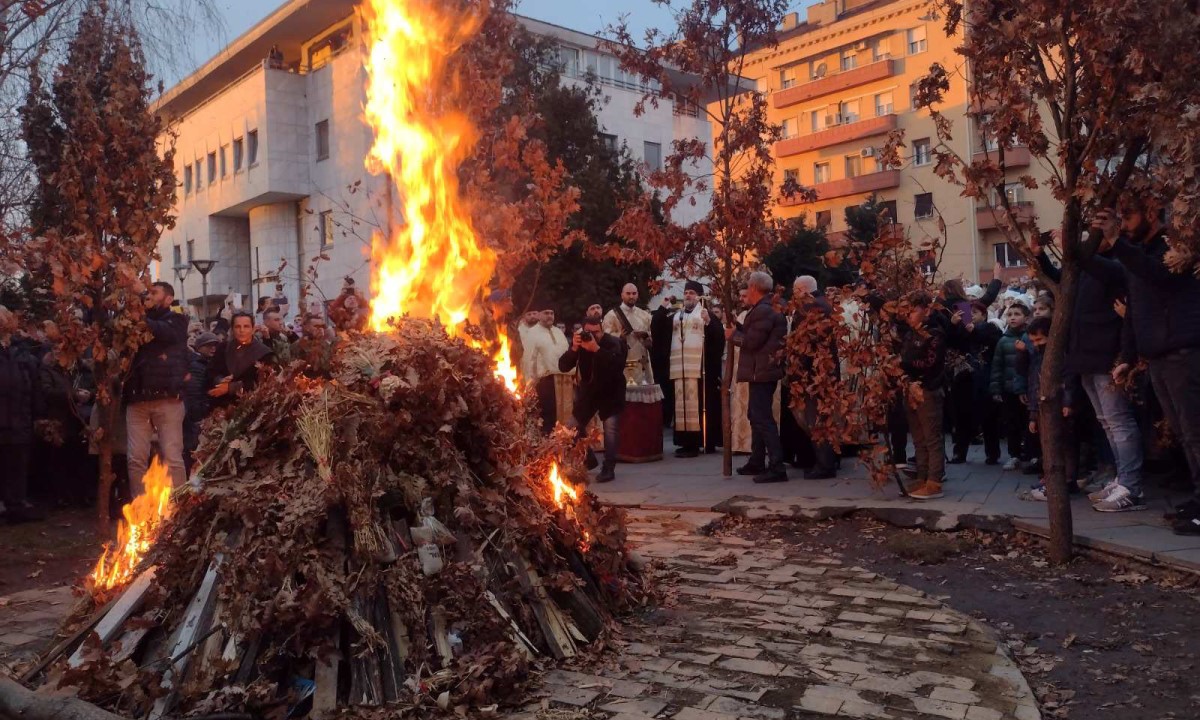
[991,303,1031,470]
[969,301,1004,464]
[1033,294,1054,320]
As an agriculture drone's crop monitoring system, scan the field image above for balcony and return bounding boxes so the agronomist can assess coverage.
[780,169,901,206]
[973,145,1031,169]
[774,60,896,109]
[827,223,904,245]
[776,113,898,156]
[976,201,1037,231]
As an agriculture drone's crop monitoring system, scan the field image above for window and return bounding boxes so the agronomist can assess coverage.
[783,168,799,184]
[172,244,182,266]
[845,154,862,178]
[878,200,898,224]
[840,49,857,72]
[194,161,203,191]
[233,138,244,172]
[839,99,860,124]
[914,192,934,219]
[813,162,831,184]
[320,211,334,248]
[913,138,932,166]
[994,242,1027,268]
[557,46,579,76]
[600,133,617,152]
[220,145,228,178]
[991,182,1026,206]
[815,210,832,228]
[186,239,195,262]
[811,111,829,133]
[643,141,662,171]
[183,165,192,194]
[907,26,927,54]
[781,116,799,138]
[207,152,216,184]
[780,65,798,89]
[247,130,259,165]
[316,120,330,161]
[874,91,894,117]
[872,37,890,62]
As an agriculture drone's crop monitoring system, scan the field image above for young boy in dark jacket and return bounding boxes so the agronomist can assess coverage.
[900,293,947,500]
[990,302,1031,470]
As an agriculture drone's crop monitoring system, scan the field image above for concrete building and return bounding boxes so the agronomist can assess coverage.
[153,0,712,320]
[742,0,1061,283]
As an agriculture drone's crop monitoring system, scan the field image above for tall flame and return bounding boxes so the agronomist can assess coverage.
[546,462,579,508]
[362,0,518,393]
[91,456,173,590]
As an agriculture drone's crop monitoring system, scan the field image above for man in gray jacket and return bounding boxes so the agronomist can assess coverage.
[727,271,789,484]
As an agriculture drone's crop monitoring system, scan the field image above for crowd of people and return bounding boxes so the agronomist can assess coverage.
[0,280,340,524]
[2,200,1198,536]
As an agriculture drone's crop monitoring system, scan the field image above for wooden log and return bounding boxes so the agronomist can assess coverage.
[508,553,576,660]
[311,628,342,720]
[109,625,151,664]
[554,588,605,642]
[484,591,536,659]
[67,568,157,668]
[0,676,130,720]
[347,593,383,707]
[148,555,224,720]
[430,609,453,668]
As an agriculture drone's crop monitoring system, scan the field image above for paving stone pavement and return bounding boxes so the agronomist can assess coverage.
[524,509,1040,720]
[0,512,1040,719]
[0,584,76,673]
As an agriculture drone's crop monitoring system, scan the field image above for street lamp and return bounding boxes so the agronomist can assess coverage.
[190,259,218,324]
[173,264,191,313]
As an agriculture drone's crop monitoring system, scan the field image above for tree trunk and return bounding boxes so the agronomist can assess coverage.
[1039,263,1077,564]
[720,267,734,477]
[94,369,116,533]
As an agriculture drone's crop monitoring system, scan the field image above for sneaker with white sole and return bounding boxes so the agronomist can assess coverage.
[1087,479,1120,503]
[1022,484,1048,501]
[1078,466,1116,493]
[1093,485,1148,513]
[1002,458,1020,471]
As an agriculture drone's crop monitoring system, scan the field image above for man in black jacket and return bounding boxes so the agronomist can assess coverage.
[124,282,189,494]
[1,307,45,523]
[1097,204,1200,531]
[183,332,219,476]
[788,275,839,479]
[559,314,627,483]
[900,292,948,500]
[728,271,788,484]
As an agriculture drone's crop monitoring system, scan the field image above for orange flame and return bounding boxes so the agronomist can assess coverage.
[362,0,518,393]
[91,456,173,590]
[546,462,579,509]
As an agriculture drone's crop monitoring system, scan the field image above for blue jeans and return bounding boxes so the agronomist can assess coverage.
[748,381,784,471]
[1080,373,1143,495]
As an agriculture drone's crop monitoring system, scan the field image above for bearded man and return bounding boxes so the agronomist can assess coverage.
[603,283,654,385]
[669,281,723,457]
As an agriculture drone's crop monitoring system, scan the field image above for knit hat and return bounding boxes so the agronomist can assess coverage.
[194,332,220,349]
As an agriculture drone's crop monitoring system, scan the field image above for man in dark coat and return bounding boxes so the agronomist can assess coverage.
[650,299,675,426]
[184,332,220,475]
[703,302,726,454]
[124,282,190,494]
[559,313,628,483]
[0,307,45,523]
[1098,204,1200,530]
[728,271,788,484]
[788,276,839,479]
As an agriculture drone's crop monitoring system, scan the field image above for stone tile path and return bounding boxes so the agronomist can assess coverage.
[526,509,1039,720]
[1,511,1039,719]
[592,437,1200,575]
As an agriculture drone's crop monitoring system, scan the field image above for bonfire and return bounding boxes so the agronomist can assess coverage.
[6,1,649,717]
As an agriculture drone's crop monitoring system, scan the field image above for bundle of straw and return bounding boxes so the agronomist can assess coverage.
[297,390,334,483]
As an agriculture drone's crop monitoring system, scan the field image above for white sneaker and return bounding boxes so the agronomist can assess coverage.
[1093,485,1148,513]
[1087,480,1119,503]
[1002,458,1020,471]
[1022,484,1047,501]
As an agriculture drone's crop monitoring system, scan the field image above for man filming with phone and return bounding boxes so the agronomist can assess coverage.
[558,312,627,483]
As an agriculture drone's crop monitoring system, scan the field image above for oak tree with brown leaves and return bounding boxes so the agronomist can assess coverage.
[604,0,812,476]
[2,5,176,526]
[909,0,1200,562]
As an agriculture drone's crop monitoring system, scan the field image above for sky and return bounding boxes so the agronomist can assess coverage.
[191,0,677,77]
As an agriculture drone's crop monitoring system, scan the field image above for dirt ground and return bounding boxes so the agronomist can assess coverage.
[725,515,1200,719]
[0,508,100,594]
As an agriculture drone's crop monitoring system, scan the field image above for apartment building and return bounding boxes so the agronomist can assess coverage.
[743,0,1060,282]
[154,0,712,318]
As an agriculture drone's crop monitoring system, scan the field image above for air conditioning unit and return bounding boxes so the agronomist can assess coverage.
[824,115,837,127]
[855,41,869,51]
[861,147,876,157]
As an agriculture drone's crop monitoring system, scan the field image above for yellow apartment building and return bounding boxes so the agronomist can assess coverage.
[741,0,1061,283]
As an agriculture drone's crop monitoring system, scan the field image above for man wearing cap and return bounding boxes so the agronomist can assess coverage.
[603,284,655,385]
[183,331,220,475]
[670,281,721,457]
